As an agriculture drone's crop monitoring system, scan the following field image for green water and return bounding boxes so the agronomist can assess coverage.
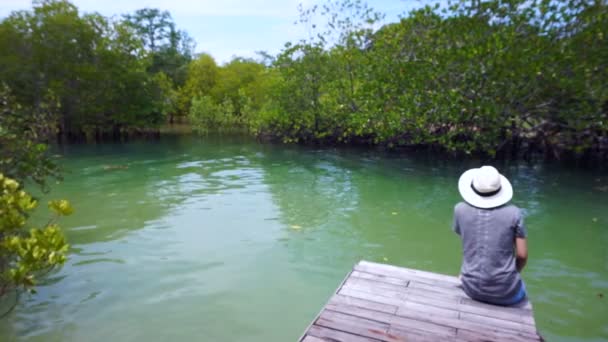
[1,135,607,341]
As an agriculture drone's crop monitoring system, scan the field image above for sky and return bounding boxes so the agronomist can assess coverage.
[0,0,433,64]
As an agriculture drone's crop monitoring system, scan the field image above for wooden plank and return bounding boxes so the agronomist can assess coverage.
[307,325,382,342]
[346,277,408,293]
[341,284,525,323]
[354,266,467,300]
[461,295,533,311]
[459,298,535,324]
[326,302,457,339]
[456,327,541,342]
[316,310,390,341]
[395,306,540,339]
[351,270,409,286]
[301,335,326,342]
[329,294,398,314]
[339,287,459,318]
[415,294,533,325]
[399,292,461,311]
[341,282,406,301]
[459,312,538,333]
[344,279,461,303]
[394,288,535,325]
[405,286,464,302]
[389,314,457,339]
[340,287,407,306]
[408,280,467,296]
[393,272,464,290]
[385,327,443,342]
[329,291,538,341]
[386,326,467,342]
[357,261,461,285]
[326,303,395,325]
[397,301,459,319]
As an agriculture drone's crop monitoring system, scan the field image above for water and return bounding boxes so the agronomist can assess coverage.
[0,135,607,341]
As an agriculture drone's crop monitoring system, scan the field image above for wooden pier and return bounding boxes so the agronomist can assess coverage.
[300,261,542,342]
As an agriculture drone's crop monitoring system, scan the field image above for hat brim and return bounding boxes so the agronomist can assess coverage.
[458,168,513,209]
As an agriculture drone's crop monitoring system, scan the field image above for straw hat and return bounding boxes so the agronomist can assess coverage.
[458,166,513,209]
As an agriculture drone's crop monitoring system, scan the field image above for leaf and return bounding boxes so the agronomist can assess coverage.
[48,200,74,216]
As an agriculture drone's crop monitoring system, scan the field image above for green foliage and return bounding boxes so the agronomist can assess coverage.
[242,0,607,158]
[2,0,605,158]
[153,72,179,120]
[184,57,271,132]
[0,0,193,141]
[0,85,60,188]
[189,96,236,133]
[1,86,69,298]
[0,174,70,296]
[123,8,194,86]
[178,53,219,115]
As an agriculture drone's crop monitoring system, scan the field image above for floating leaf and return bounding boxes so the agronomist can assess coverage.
[290,225,302,230]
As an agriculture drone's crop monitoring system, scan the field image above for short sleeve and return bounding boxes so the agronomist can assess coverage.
[514,209,527,238]
[452,204,461,235]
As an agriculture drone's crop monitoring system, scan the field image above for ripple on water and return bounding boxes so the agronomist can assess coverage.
[72,258,125,267]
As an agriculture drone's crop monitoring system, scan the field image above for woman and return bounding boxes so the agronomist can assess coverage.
[453,166,528,306]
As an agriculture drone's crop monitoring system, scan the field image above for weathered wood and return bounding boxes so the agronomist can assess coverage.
[462,295,533,311]
[316,310,390,340]
[395,306,539,339]
[404,282,533,324]
[343,270,535,325]
[301,335,326,342]
[346,277,408,293]
[456,326,541,342]
[300,261,541,342]
[344,279,460,303]
[357,261,461,285]
[325,302,457,338]
[329,294,398,314]
[389,312,457,338]
[408,280,466,296]
[351,270,409,286]
[398,300,459,319]
[341,282,405,301]
[307,325,382,342]
[401,287,535,325]
[459,311,537,332]
[339,287,406,306]
[386,326,467,342]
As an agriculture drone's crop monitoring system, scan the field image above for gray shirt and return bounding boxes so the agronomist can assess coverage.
[453,202,526,303]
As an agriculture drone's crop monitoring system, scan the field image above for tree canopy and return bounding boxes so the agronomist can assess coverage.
[0,0,192,142]
[2,0,605,159]
[244,0,607,160]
